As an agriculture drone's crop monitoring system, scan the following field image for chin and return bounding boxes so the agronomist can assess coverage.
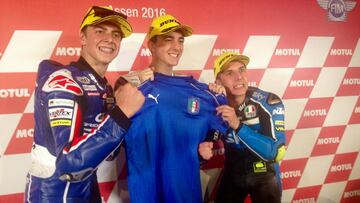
[232,89,246,96]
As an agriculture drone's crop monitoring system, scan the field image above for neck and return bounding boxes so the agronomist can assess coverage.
[150,62,174,76]
[228,94,246,108]
[81,54,108,78]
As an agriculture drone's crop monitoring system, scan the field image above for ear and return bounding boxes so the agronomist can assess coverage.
[148,40,155,53]
[215,78,222,85]
[79,31,86,46]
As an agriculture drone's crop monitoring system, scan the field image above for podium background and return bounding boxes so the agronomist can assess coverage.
[0,1,359,202]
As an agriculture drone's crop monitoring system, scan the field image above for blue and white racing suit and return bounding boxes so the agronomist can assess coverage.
[216,86,286,203]
[24,57,130,203]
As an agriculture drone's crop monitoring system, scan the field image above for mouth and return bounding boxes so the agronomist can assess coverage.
[234,84,245,89]
[168,53,179,58]
[99,46,115,53]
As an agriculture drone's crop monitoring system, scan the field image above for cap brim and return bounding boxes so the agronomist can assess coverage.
[215,55,250,78]
[148,24,193,40]
[91,15,133,38]
[227,55,250,67]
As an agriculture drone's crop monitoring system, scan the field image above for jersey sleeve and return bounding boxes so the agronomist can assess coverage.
[207,91,229,137]
[233,93,286,162]
[39,63,130,181]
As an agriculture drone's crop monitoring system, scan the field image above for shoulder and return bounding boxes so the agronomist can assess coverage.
[191,80,228,106]
[249,87,283,106]
[39,60,83,96]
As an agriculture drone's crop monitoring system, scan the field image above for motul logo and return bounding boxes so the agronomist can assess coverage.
[317,137,340,145]
[55,47,81,56]
[330,164,352,172]
[344,189,360,198]
[275,48,300,56]
[355,106,360,113]
[0,88,31,98]
[140,48,152,56]
[281,170,301,178]
[343,78,360,85]
[303,109,327,117]
[330,49,353,56]
[248,81,257,87]
[213,49,241,56]
[16,129,34,138]
[293,197,316,203]
[289,80,314,87]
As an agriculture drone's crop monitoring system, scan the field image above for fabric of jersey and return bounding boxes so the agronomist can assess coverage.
[24,57,130,203]
[125,72,228,203]
[216,86,286,203]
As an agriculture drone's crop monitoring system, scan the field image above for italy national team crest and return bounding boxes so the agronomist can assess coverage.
[188,97,200,114]
[244,104,257,118]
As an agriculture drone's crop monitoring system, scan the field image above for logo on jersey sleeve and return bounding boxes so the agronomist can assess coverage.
[49,107,73,120]
[244,104,257,118]
[43,69,83,96]
[188,97,200,114]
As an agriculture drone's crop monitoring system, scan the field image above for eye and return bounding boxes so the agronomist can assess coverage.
[113,32,121,39]
[239,67,246,73]
[95,29,104,34]
[224,71,233,76]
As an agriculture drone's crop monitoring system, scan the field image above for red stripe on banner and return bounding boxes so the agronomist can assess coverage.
[0,193,24,202]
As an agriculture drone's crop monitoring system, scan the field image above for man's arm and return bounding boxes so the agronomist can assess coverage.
[36,62,144,181]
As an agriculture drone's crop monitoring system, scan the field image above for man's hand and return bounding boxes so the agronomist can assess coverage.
[138,67,154,83]
[198,141,214,160]
[208,83,226,96]
[115,83,145,118]
[216,105,240,130]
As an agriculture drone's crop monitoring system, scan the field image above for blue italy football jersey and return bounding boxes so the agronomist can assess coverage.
[125,72,227,203]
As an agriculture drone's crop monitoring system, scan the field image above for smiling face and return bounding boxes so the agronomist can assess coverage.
[80,22,122,76]
[217,61,249,100]
[148,31,184,73]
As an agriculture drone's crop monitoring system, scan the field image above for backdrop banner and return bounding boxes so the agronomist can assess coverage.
[0,1,359,202]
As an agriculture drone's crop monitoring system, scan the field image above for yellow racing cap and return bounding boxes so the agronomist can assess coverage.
[80,6,132,38]
[148,14,193,40]
[214,52,250,78]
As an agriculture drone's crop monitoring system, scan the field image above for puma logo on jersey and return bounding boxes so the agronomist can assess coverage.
[148,93,160,104]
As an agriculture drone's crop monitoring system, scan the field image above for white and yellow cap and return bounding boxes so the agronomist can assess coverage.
[80,6,132,38]
[148,14,193,40]
[214,52,250,78]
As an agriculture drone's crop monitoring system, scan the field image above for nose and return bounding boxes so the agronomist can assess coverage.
[172,41,183,51]
[233,71,243,80]
[103,32,115,43]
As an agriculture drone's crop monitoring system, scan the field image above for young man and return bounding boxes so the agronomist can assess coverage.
[116,15,228,203]
[24,6,144,203]
[208,52,286,203]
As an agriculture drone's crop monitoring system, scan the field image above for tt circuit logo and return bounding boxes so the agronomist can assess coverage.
[317,0,357,21]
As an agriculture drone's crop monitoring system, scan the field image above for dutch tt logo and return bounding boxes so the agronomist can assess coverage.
[317,0,356,22]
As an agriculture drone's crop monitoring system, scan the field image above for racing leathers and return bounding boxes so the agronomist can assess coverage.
[24,57,131,203]
[216,86,286,203]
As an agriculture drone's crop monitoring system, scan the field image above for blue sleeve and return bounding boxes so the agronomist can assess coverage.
[233,98,286,162]
[39,64,130,181]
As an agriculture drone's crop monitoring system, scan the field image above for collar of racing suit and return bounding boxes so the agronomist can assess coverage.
[70,56,109,86]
